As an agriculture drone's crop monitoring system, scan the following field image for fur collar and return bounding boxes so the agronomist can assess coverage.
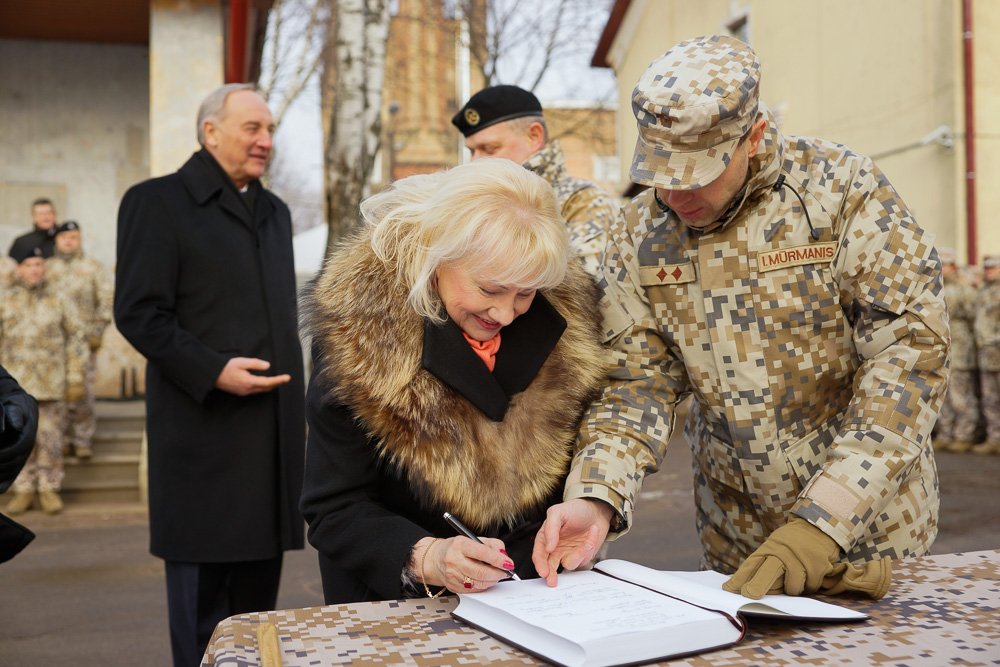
[305,229,606,530]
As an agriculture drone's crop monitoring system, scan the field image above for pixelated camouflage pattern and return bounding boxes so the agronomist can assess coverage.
[566,107,947,573]
[0,276,86,401]
[937,369,980,443]
[975,276,1000,371]
[523,139,618,277]
[11,401,66,493]
[981,371,1000,443]
[630,35,760,191]
[200,550,999,667]
[943,274,977,371]
[46,249,114,341]
[46,249,111,449]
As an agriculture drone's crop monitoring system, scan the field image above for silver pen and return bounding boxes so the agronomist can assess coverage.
[443,512,522,581]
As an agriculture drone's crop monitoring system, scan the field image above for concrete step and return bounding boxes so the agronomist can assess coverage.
[91,430,144,455]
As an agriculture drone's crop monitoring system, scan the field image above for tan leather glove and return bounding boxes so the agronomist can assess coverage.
[821,556,892,600]
[65,384,86,403]
[87,335,103,352]
[723,517,839,599]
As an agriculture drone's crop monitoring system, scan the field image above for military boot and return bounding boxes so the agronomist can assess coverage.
[38,490,64,515]
[6,492,34,515]
[932,437,952,451]
[946,440,974,453]
[970,441,1000,455]
[74,445,93,459]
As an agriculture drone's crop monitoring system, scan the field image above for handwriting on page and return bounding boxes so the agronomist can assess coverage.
[489,578,717,642]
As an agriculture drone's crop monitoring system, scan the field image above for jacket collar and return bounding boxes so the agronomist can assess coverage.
[421,293,567,421]
[178,149,273,229]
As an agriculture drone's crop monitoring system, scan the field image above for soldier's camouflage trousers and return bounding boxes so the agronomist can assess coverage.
[62,353,97,450]
[981,371,1000,443]
[937,370,980,443]
[12,400,66,493]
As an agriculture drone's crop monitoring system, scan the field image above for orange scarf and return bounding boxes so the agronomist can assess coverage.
[463,332,501,372]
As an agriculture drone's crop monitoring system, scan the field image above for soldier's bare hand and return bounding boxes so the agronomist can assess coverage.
[532,499,613,587]
[215,357,291,396]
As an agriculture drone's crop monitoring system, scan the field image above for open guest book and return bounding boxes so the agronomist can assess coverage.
[452,559,868,667]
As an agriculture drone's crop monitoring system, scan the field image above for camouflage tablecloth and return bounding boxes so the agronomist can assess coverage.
[201,550,1000,666]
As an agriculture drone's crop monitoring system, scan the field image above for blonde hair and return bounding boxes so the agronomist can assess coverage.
[364,158,569,322]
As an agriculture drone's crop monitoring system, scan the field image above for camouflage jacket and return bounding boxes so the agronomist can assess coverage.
[523,140,618,277]
[46,249,114,340]
[974,277,1000,371]
[568,108,948,572]
[0,276,86,401]
[943,274,977,371]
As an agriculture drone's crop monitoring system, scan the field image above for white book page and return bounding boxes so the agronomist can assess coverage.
[456,571,740,667]
[594,560,867,621]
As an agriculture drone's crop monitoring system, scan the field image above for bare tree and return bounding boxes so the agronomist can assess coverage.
[322,0,391,247]
[258,0,330,131]
[453,0,614,94]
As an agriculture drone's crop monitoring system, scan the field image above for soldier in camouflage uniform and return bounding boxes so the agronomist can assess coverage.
[935,248,980,452]
[533,36,947,601]
[1,245,86,515]
[972,255,1000,455]
[452,85,619,277]
[46,221,113,459]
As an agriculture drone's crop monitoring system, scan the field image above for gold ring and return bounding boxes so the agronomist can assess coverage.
[463,576,474,585]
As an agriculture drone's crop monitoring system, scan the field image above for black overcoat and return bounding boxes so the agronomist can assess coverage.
[114,150,305,562]
[0,364,38,563]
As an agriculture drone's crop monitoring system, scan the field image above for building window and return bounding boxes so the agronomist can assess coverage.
[593,155,621,185]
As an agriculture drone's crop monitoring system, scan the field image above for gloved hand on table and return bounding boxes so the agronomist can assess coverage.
[722,516,891,600]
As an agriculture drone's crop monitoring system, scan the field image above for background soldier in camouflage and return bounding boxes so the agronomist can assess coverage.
[452,85,618,277]
[46,221,113,459]
[972,255,1000,455]
[1,246,86,515]
[533,36,947,601]
[935,248,980,452]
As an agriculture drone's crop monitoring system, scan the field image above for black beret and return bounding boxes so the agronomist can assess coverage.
[56,220,80,234]
[451,85,543,137]
[11,245,44,264]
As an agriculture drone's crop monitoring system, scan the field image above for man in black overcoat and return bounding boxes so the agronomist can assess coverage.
[114,83,305,667]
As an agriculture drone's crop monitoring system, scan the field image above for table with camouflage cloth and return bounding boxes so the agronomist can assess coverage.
[201,550,1000,666]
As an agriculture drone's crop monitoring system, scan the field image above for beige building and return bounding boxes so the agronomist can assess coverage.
[593,0,998,265]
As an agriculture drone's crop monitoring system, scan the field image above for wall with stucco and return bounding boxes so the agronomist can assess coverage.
[0,38,149,269]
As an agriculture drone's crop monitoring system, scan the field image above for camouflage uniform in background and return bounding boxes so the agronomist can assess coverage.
[47,247,114,456]
[937,267,979,449]
[524,140,619,277]
[973,266,1000,454]
[0,274,86,494]
[568,65,947,573]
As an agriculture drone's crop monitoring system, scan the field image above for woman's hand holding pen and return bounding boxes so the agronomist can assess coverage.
[413,536,517,593]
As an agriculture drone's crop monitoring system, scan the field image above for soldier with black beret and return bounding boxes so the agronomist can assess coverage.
[46,220,113,460]
[2,244,86,516]
[452,85,618,277]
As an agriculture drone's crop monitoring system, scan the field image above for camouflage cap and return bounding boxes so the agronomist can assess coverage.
[938,247,956,264]
[984,255,1000,269]
[630,35,760,191]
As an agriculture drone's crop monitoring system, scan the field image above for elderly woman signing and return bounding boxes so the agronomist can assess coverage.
[300,159,605,602]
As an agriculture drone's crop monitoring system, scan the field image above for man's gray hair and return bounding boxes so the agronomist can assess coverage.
[196,83,258,146]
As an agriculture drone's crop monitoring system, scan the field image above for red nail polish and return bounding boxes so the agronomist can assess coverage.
[463,581,473,589]
[499,549,507,555]
[503,561,514,570]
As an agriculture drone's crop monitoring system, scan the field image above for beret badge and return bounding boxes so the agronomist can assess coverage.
[464,108,481,126]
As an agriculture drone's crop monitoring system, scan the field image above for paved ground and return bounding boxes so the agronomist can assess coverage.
[2,431,998,667]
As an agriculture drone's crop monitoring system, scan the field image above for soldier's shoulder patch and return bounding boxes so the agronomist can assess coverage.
[756,242,837,273]
[639,262,696,286]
